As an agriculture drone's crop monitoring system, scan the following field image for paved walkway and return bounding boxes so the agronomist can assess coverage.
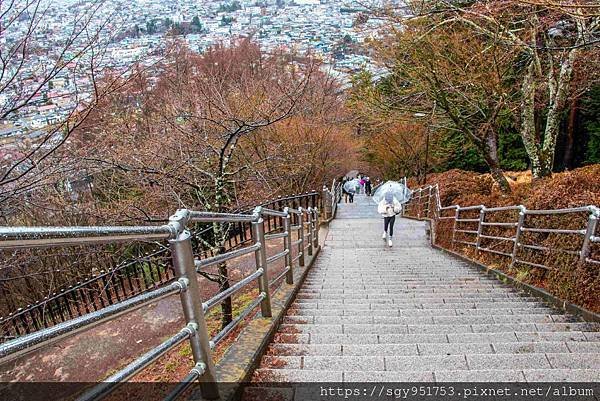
[253,194,600,382]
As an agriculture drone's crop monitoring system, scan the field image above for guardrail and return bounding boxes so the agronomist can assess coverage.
[0,192,320,341]
[321,179,343,221]
[0,203,321,400]
[403,182,600,270]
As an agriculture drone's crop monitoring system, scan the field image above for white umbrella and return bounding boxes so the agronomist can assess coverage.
[343,178,361,193]
[372,181,412,204]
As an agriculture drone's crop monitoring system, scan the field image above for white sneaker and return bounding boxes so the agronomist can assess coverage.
[388,239,393,247]
[382,232,387,239]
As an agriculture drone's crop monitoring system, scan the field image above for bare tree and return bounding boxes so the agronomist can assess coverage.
[73,41,318,328]
[0,0,148,214]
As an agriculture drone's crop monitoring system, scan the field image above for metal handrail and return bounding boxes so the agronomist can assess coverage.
[403,179,599,269]
[78,325,196,401]
[260,208,288,218]
[264,231,288,240]
[210,292,266,348]
[202,269,264,313]
[0,280,185,362]
[1,192,321,339]
[266,249,289,264]
[194,243,261,270]
[0,192,324,401]
[0,225,173,249]
[188,211,257,223]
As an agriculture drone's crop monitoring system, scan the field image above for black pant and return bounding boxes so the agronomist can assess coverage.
[384,216,395,237]
[348,193,354,203]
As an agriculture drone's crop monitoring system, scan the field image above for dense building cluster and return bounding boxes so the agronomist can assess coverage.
[0,0,386,151]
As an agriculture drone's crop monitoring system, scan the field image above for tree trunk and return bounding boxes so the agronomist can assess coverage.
[539,48,578,178]
[520,62,544,179]
[562,96,578,169]
[218,259,233,329]
[213,174,233,329]
[481,146,511,194]
[481,130,511,193]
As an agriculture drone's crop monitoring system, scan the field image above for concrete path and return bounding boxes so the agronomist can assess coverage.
[253,194,600,382]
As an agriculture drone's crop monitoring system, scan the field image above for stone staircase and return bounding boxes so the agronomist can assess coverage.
[252,194,600,382]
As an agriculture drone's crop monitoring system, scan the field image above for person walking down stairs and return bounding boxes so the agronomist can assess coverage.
[378,191,402,247]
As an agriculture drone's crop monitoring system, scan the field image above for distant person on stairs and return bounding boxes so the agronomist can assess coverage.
[347,185,355,203]
[364,177,372,196]
[378,191,402,247]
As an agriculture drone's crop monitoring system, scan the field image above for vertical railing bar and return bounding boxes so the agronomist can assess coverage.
[251,207,272,318]
[475,207,485,253]
[581,209,598,263]
[451,206,460,248]
[68,287,84,317]
[298,208,306,267]
[283,208,294,285]
[510,206,526,269]
[168,209,219,400]
[313,208,320,249]
[306,207,313,257]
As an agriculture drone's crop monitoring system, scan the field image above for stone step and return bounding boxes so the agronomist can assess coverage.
[278,323,598,335]
[303,277,504,281]
[296,291,529,298]
[291,301,550,310]
[272,331,596,345]
[298,288,518,294]
[252,367,600,382]
[293,295,539,303]
[282,314,581,325]
[301,284,511,290]
[286,307,558,317]
[266,341,600,357]
[259,353,600,372]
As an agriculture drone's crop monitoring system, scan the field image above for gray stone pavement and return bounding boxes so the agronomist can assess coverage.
[253,194,600,382]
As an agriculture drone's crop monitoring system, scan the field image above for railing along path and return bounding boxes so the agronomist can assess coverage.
[403,182,600,270]
[0,192,320,340]
[0,200,322,401]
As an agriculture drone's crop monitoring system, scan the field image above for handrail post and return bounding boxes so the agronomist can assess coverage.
[298,208,306,267]
[321,186,331,220]
[510,206,526,268]
[283,208,294,285]
[168,210,219,400]
[451,206,460,248]
[426,186,432,218]
[251,207,272,318]
[580,208,598,263]
[417,189,422,219]
[306,207,314,257]
[475,207,485,254]
[313,208,320,249]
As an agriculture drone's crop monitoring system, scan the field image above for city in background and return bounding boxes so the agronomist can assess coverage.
[0,0,387,151]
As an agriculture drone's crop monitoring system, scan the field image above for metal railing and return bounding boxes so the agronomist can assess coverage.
[0,203,321,401]
[0,192,320,341]
[403,182,600,270]
[321,179,343,221]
